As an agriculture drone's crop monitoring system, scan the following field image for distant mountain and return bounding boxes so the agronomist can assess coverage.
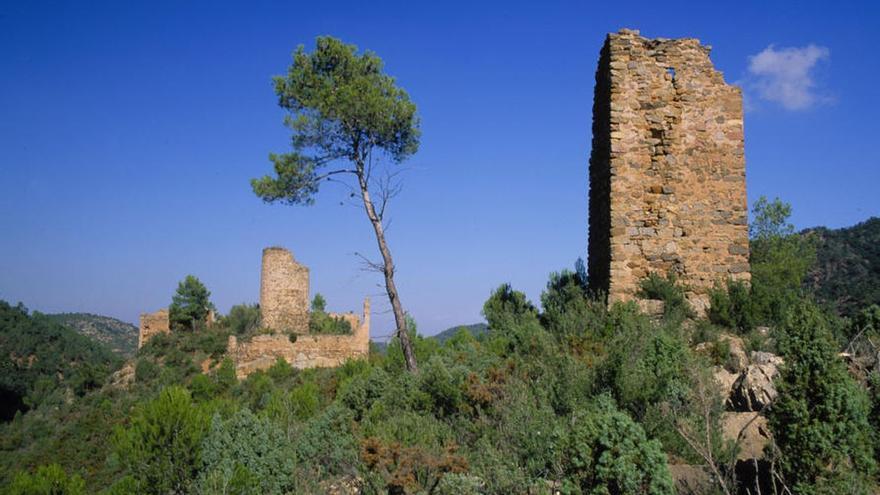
[0,302,121,420]
[370,323,489,354]
[432,323,489,343]
[48,313,138,358]
[806,217,880,317]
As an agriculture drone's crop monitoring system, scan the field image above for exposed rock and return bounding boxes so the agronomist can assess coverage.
[105,361,135,390]
[637,298,665,318]
[731,360,780,411]
[695,334,748,373]
[721,335,749,373]
[320,475,362,495]
[711,365,739,409]
[668,464,713,495]
[750,351,782,367]
[721,412,770,461]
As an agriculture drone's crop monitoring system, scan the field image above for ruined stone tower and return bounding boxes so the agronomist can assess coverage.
[260,247,310,333]
[588,29,750,312]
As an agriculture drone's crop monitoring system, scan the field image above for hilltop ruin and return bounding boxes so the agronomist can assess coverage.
[588,29,750,312]
[137,247,370,377]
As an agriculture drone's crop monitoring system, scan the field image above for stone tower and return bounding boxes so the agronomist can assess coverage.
[260,247,310,333]
[588,29,750,312]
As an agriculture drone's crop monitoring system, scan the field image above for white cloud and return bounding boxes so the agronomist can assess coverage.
[746,44,830,110]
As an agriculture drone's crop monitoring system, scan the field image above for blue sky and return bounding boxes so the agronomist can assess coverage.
[1,1,878,338]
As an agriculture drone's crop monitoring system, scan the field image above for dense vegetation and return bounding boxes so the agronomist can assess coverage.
[2,201,879,494]
[807,217,880,317]
[0,302,120,422]
[47,313,138,358]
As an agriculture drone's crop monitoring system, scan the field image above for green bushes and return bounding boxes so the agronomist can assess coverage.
[562,395,674,495]
[5,464,86,495]
[112,386,210,494]
[708,280,756,333]
[224,303,261,335]
[638,272,693,322]
[308,294,353,334]
[197,409,295,495]
[768,301,876,494]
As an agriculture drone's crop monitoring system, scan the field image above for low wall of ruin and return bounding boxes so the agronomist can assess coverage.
[227,300,370,378]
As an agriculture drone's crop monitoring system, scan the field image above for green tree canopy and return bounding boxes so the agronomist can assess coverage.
[749,196,816,324]
[768,301,876,493]
[113,386,210,494]
[252,36,421,371]
[169,275,213,331]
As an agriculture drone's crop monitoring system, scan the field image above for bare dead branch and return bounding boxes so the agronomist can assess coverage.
[354,251,385,273]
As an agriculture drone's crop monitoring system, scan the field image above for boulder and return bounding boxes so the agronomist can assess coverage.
[695,334,748,373]
[721,412,770,461]
[668,464,713,495]
[711,365,739,409]
[731,359,780,411]
[721,335,749,373]
[750,351,782,366]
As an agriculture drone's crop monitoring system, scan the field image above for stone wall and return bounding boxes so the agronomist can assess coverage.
[138,309,170,348]
[228,298,371,378]
[588,29,750,313]
[137,308,214,348]
[260,247,310,333]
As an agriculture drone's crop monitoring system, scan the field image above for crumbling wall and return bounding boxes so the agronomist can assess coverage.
[137,308,213,349]
[228,299,371,378]
[588,29,750,312]
[260,247,309,333]
[138,309,170,348]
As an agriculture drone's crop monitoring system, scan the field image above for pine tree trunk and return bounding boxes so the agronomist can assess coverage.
[355,164,418,372]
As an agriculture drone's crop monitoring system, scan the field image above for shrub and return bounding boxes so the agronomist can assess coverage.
[6,464,86,495]
[306,294,353,335]
[638,272,693,321]
[541,269,610,342]
[562,395,674,494]
[113,386,209,494]
[196,408,295,495]
[295,405,360,478]
[768,300,876,494]
[707,280,756,333]
[482,284,539,331]
[225,303,262,335]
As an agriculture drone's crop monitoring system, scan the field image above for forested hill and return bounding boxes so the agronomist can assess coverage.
[0,302,121,421]
[48,312,138,358]
[432,323,489,343]
[806,217,880,316]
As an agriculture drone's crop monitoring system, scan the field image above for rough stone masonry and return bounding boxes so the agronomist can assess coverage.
[588,29,750,313]
[260,246,310,333]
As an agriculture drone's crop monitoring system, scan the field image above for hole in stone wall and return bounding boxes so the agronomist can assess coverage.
[667,67,676,80]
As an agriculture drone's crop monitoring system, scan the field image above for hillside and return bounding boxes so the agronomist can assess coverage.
[48,312,138,358]
[432,322,489,343]
[0,302,121,421]
[806,217,880,316]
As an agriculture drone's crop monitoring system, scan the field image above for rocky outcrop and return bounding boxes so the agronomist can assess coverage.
[730,352,782,412]
[721,412,771,461]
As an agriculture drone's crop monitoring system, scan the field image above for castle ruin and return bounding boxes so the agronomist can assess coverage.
[137,246,370,377]
[229,247,370,378]
[588,29,750,312]
[138,309,170,348]
[260,247,310,333]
